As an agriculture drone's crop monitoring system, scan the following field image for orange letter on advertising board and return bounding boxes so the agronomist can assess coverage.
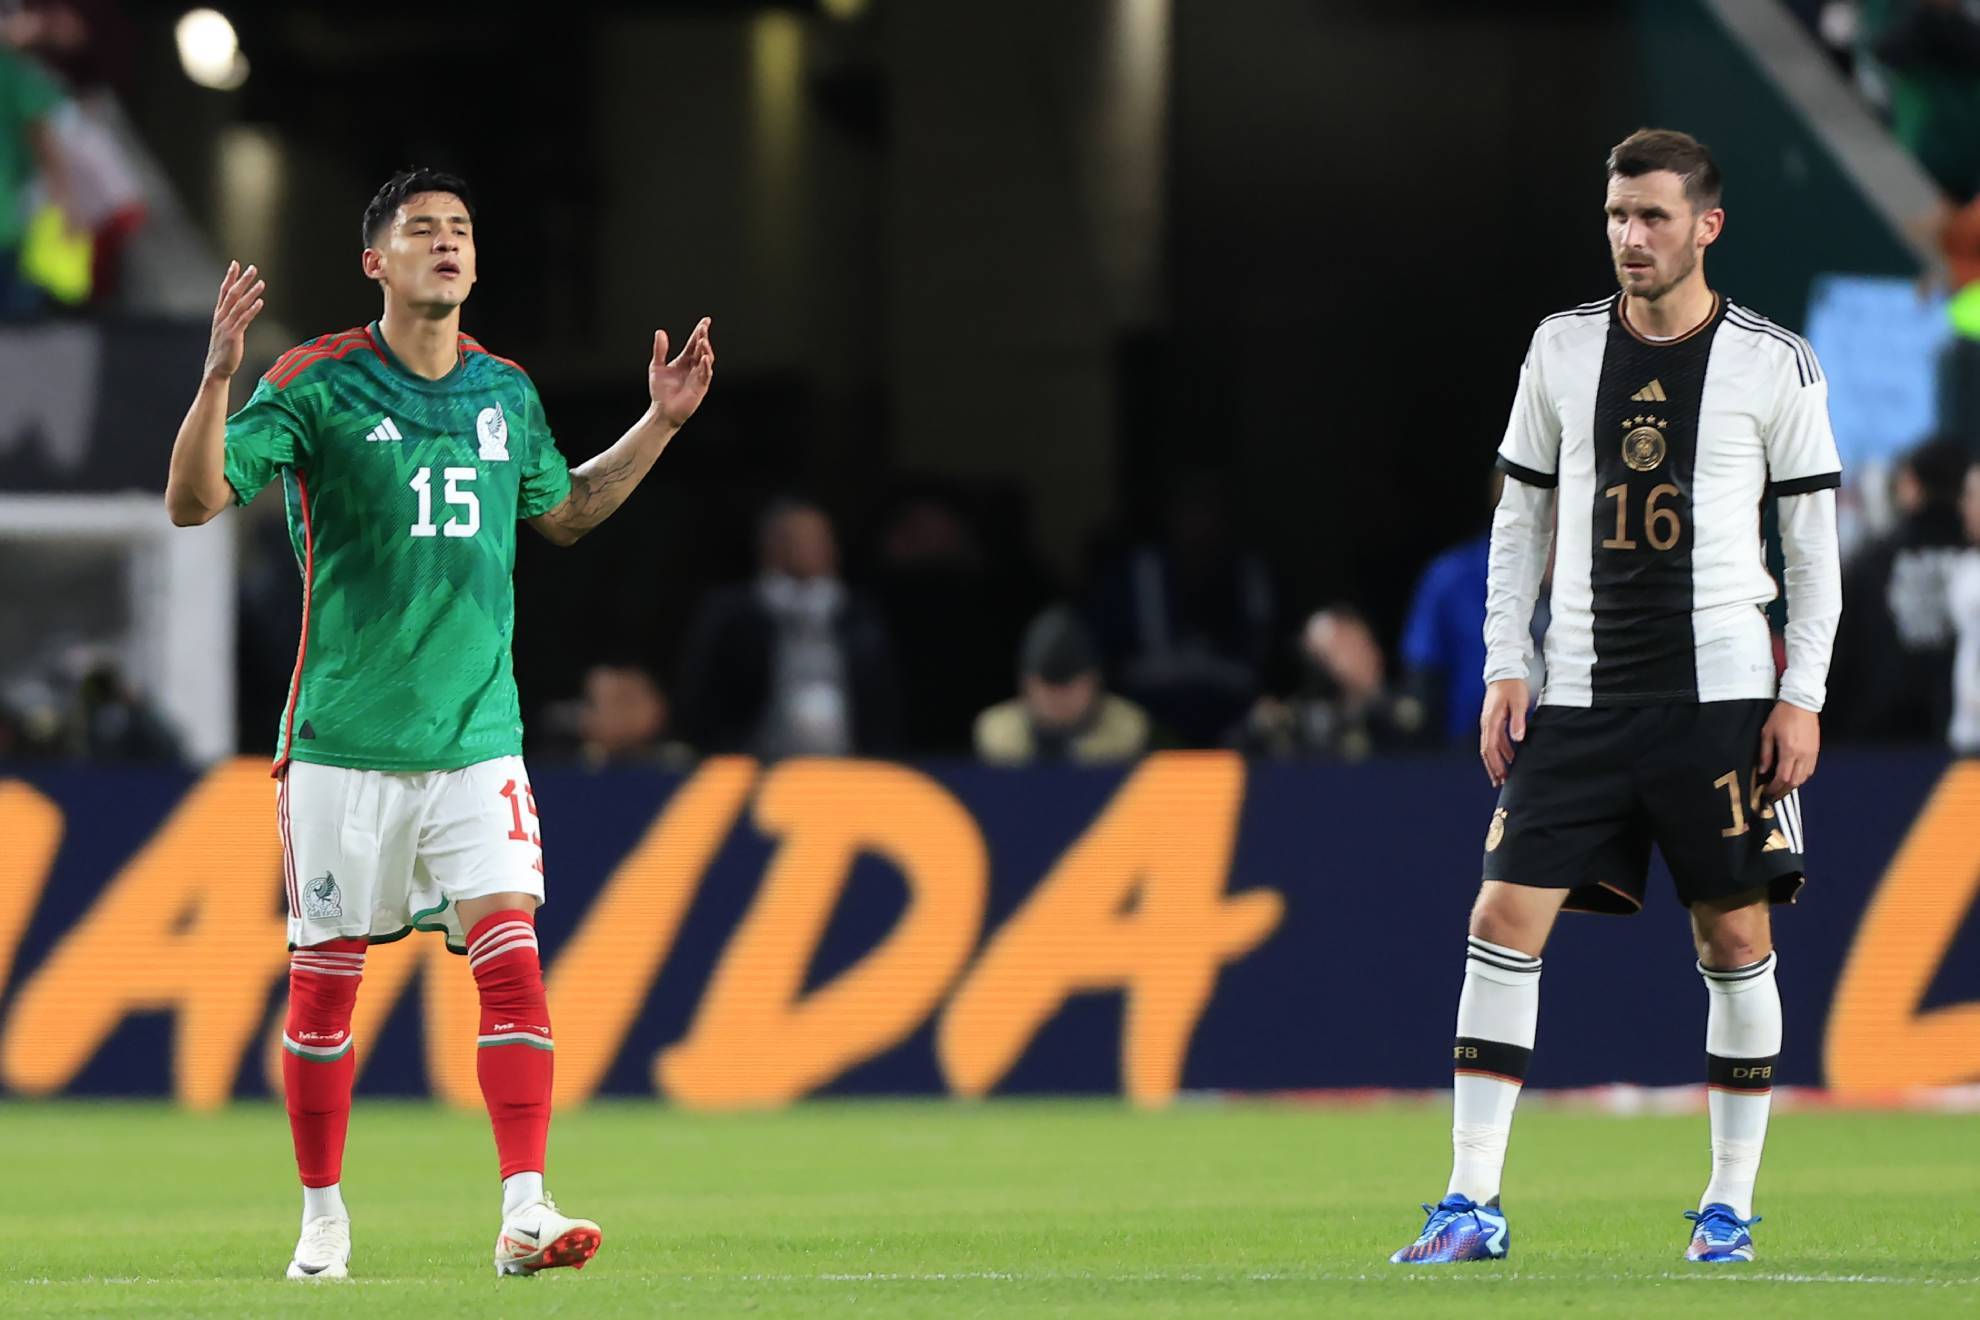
[938,752,1281,1106]
[0,780,63,996]
[1826,762,1980,1091]
[659,760,987,1108]
[1,759,289,1109]
[257,931,479,1106]
[546,757,756,1104]
[260,758,760,1107]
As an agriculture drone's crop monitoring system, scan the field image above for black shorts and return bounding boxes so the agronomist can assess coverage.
[1481,699,1806,915]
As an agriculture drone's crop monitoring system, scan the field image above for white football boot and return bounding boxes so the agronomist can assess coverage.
[493,1197,602,1276]
[286,1215,351,1280]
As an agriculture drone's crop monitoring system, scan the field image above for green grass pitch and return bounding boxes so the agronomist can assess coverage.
[3,1099,1975,1317]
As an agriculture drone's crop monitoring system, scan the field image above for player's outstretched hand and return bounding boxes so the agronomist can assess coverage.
[1480,678,1530,789]
[649,318,715,428]
[204,261,266,383]
[1757,701,1820,802]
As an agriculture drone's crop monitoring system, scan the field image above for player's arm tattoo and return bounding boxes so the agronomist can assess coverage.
[529,420,673,546]
[560,451,641,531]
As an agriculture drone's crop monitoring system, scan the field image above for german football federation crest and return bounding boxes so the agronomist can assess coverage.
[477,404,510,462]
[1484,808,1508,853]
[302,872,343,919]
[1621,416,1668,472]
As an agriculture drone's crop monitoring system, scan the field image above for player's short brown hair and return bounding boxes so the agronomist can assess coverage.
[1607,128,1722,214]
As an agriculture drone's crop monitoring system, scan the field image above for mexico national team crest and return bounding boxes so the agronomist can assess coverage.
[1485,808,1508,853]
[1622,416,1668,472]
[302,872,343,919]
[477,404,510,462]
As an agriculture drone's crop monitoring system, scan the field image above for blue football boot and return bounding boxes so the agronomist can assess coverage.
[1684,1203,1759,1262]
[1389,1194,1509,1263]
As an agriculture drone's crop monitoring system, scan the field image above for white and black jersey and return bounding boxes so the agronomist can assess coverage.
[1484,293,1843,711]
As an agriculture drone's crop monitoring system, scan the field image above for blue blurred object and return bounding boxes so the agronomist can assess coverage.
[1803,274,1952,475]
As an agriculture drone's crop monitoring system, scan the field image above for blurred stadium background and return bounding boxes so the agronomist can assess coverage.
[3,0,1980,1312]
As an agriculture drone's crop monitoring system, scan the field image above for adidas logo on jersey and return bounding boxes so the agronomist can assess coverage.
[364,417,405,442]
[1630,379,1667,402]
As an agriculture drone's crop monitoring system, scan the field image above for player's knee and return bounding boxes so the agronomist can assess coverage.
[1696,912,1772,969]
[1467,895,1545,957]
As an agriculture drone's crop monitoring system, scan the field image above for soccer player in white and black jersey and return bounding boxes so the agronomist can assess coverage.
[1390,129,1843,1266]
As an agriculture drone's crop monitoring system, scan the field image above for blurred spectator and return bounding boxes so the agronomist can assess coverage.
[868,487,1053,753]
[1235,606,1427,761]
[71,657,180,761]
[1870,0,1980,200]
[0,649,180,763]
[1090,474,1277,746]
[0,41,65,319]
[1399,473,1497,743]
[576,663,690,771]
[974,606,1150,766]
[3,2,134,94]
[1890,462,1980,753]
[1831,437,1967,740]
[0,677,60,758]
[4,1,145,305]
[675,498,902,758]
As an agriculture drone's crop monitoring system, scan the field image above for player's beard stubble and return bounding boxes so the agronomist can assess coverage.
[1613,243,1698,304]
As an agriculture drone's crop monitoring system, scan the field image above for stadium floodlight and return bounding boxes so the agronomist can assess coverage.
[175,8,249,91]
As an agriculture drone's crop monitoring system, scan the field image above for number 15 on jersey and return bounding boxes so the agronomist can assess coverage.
[409,466,479,538]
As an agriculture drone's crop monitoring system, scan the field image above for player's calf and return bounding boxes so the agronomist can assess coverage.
[282,939,363,1276]
[466,910,558,1195]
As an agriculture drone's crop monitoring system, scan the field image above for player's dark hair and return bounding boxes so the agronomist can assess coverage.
[362,168,476,247]
[1607,128,1722,214]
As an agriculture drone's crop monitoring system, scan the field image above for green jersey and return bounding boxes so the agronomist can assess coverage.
[0,48,64,251]
[224,322,572,772]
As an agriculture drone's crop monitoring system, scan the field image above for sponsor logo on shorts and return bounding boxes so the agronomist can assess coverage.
[1484,808,1508,853]
[1762,829,1790,853]
[303,872,343,919]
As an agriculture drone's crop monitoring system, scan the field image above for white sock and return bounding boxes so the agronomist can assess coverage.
[1447,937,1542,1205]
[301,1182,347,1227]
[1700,952,1782,1220]
[502,1170,545,1219]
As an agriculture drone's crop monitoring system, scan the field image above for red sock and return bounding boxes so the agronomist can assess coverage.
[282,939,365,1187]
[468,910,553,1180]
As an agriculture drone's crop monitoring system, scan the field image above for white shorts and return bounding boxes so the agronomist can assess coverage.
[278,755,547,952]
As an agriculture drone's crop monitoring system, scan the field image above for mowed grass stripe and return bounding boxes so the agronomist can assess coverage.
[0,1100,1973,1317]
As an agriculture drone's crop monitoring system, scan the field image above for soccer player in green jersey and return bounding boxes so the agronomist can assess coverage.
[163,168,715,1281]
